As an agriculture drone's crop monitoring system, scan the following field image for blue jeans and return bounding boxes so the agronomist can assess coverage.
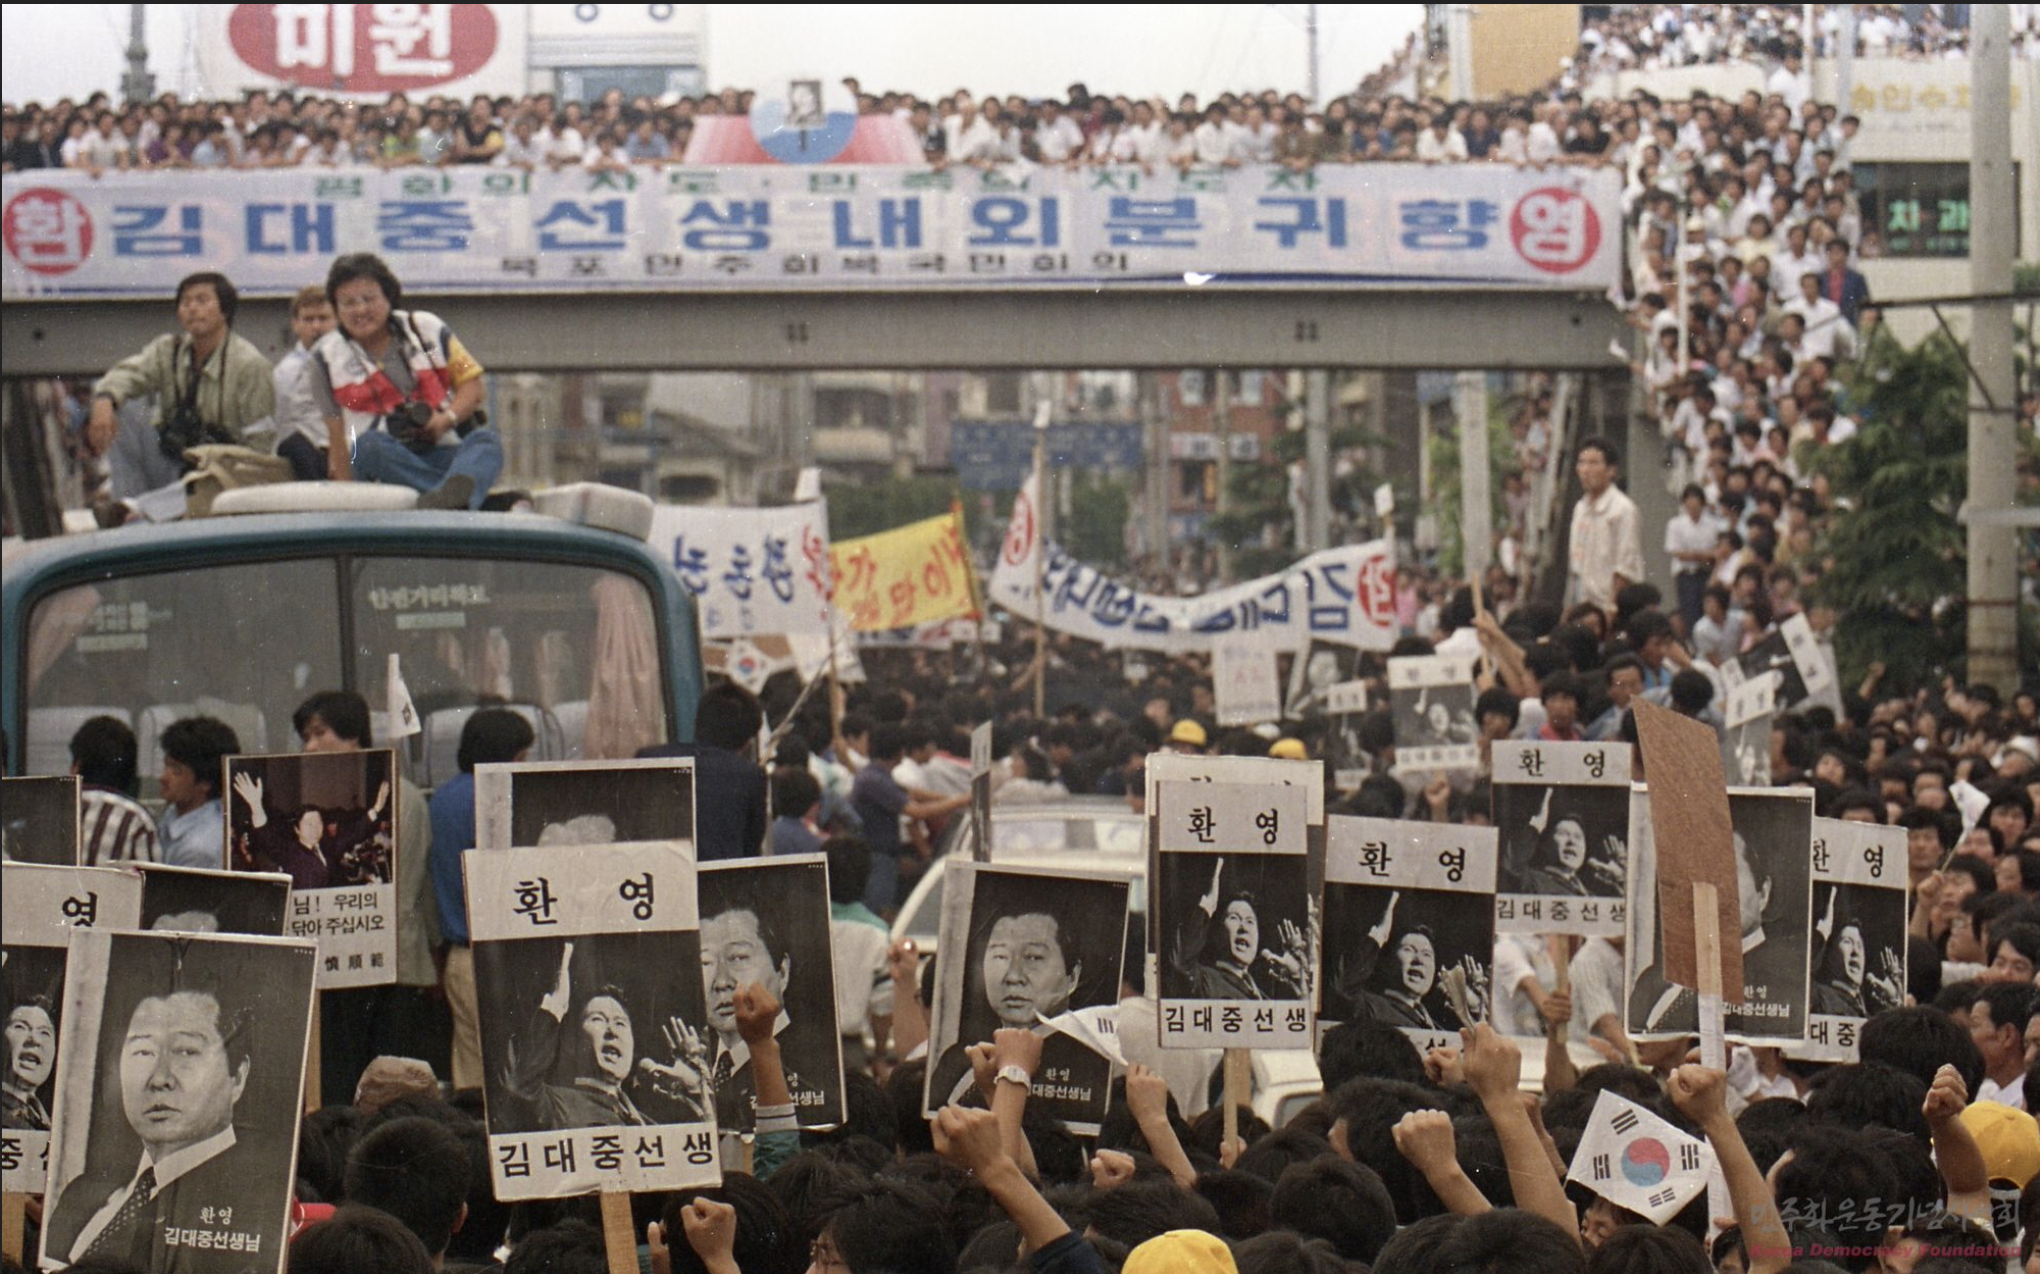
[353,427,501,509]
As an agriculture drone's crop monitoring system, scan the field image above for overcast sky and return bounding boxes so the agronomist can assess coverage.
[1,3,1423,105]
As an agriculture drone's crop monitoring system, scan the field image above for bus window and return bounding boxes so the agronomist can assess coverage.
[349,557,668,787]
[22,558,346,795]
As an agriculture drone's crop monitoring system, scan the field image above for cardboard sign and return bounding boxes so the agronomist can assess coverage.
[924,861,1130,1133]
[1388,654,1480,774]
[1491,741,1633,938]
[466,840,719,1200]
[1152,781,1311,1050]
[1796,819,1909,1063]
[696,856,845,1132]
[0,864,142,1195]
[1322,815,1499,1055]
[226,749,400,991]
[1632,701,1741,996]
[1214,637,1284,727]
[137,863,293,936]
[1721,672,1778,787]
[0,775,81,866]
[475,758,698,851]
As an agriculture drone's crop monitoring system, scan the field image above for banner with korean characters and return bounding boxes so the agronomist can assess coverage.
[1151,780,1312,1050]
[1491,741,1632,937]
[1388,653,1480,774]
[1724,613,1838,715]
[647,502,835,639]
[1794,819,1908,1064]
[988,533,1399,654]
[2,163,1620,298]
[1,864,141,1194]
[227,749,399,990]
[465,840,718,1200]
[1321,816,1498,1056]
[829,509,980,634]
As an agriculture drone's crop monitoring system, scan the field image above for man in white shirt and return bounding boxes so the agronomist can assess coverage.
[271,286,338,482]
[1032,100,1084,166]
[1769,223,1821,299]
[1786,273,1854,362]
[1526,103,1563,166]
[1970,984,2035,1111]
[1415,116,1468,164]
[1567,436,1646,616]
[1766,49,1812,112]
[1192,104,1237,167]
[1665,483,1723,631]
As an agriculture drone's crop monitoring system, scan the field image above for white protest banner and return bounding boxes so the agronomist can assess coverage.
[1,864,141,1194]
[696,856,846,1131]
[475,758,697,852]
[466,840,718,1200]
[1491,741,1632,937]
[1322,815,1498,1055]
[1152,781,1311,1050]
[925,861,1131,1133]
[1566,1091,1714,1225]
[3,164,1621,299]
[1795,819,1908,1064]
[227,749,399,990]
[989,513,1397,653]
[1214,637,1284,727]
[40,930,315,1274]
[385,653,421,741]
[1728,613,1838,714]
[649,502,834,640]
[1388,654,1480,774]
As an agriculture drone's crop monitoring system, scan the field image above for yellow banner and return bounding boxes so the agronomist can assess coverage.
[830,511,980,632]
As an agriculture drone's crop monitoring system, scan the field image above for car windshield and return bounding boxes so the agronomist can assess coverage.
[21,552,667,797]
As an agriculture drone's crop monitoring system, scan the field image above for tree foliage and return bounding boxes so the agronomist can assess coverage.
[1807,329,2037,690]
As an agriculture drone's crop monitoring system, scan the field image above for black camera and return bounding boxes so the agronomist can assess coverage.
[158,403,230,464]
[390,401,488,455]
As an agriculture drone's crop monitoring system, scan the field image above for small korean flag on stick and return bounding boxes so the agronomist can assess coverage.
[1565,1091,1714,1225]
[387,652,420,741]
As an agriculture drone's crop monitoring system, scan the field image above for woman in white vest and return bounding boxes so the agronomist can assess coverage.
[308,253,499,510]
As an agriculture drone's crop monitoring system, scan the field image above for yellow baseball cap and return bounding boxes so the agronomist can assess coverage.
[1269,738,1308,760]
[1123,1231,1237,1274]
[1961,1101,2040,1188]
[1169,719,1208,747]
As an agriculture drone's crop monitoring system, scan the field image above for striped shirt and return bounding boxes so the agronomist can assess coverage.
[80,786,159,866]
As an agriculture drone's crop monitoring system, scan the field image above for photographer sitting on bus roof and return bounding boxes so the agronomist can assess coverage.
[83,270,277,525]
[308,252,499,510]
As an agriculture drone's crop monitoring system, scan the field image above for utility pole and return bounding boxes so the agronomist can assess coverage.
[1967,3,2018,692]
[1142,372,1168,568]
[1446,5,1475,102]
[1305,368,1332,552]
[1835,4,1856,115]
[121,3,155,105]
[1455,371,1492,582]
[1306,3,1320,106]
[1212,368,1233,585]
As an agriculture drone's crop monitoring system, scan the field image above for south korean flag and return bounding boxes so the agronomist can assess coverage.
[1564,1092,1714,1225]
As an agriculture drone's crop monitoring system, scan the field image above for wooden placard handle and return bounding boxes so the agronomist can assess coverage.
[2,1191,26,1264]
[600,1190,637,1274]
[1222,1049,1249,1154]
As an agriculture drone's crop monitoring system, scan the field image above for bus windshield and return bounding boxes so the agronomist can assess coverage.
[21,551,667,796]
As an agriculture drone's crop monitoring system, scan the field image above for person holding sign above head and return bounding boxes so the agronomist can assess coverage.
[928,906,1094,1110]
[1168,856,1309,1001]
[502,942,710,1130]
[44,982,270,1271]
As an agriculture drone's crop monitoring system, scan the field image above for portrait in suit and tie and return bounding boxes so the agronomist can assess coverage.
[40,930,315,1274]
[697,859,842,1133]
